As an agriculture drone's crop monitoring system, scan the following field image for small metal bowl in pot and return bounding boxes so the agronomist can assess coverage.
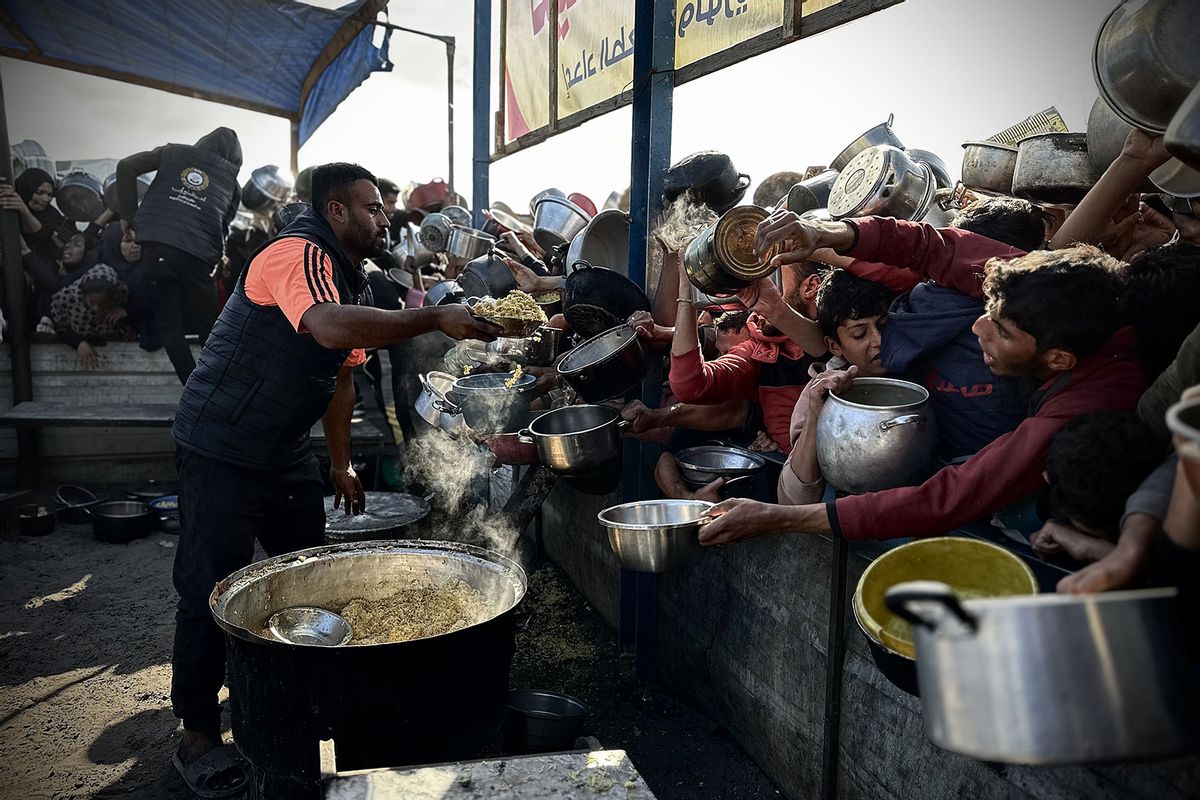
[598,499,712,573]
[504,690,588,753]
[267,606,353,647]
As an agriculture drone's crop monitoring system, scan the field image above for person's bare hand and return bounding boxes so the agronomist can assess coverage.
[1057,548,1141,593]
[802,365,858,418]
[618,399,660,434]
[76,341,100,370]
[497,253,560,295]
[121,219,133,236]
[754,210,823,267]
[1122,202,1177,260]
[1120,128,1171,170]
[0,184,27,213]
[497,231,534,263]
[627,310,656,339]
[1031,520,1114,563]
[330,466,365,516]
[736,276,784,317]
[747,430,781,453]
[690,477,727,503]
[515,230,545,259]
[103,307,129,326]
[436,304,502,341]
[697,498,786,546]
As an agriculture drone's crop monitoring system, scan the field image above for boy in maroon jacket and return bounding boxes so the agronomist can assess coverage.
[699,214,1145,544]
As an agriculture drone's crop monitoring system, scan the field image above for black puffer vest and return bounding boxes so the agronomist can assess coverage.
[172,212,368,469]
[135,144,239,264]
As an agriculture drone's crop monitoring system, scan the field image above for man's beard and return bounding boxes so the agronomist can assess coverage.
[349,221,385,257]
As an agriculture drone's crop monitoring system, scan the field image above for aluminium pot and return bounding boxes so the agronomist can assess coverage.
[960,141,1019,194]
[564,209,630,277]
[561,260,650,339]
[89,500,155,543]
[504,690,588,753]
[210,540,527,788]
[682,205,774,296]
[831,113,905,172]
[458,253,518,300]
[786,170,840,215]
[1013,133,1098,205]
[102,173,150,215]
[557,325,650,403]
[518,404,627,476]
[437,372,539,434]
[1093,0,1200,136]
[906,148,955,190]
[56,170,104,222]
[415,371,466,434]
[829,145,936,221]
[446,225,496,261]
[533,195,592,252]
[853,537,1038,697]
[886,582,1196,764]
[1087,96,1159,191]
[422,280,466,308]
[815,377,936,495]
[242,165,292,211]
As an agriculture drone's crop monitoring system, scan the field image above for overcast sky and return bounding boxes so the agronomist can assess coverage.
[3,0,1113,212]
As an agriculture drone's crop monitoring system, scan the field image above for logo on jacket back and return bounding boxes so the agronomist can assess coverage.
[180,167,210,191]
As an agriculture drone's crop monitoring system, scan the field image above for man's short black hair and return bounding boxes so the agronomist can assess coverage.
[1046,412,1166,539]
[377,178,400,197]
[982,245,1126,359]
[311,163,378,220]
[714,309,750,332]
[1123,242,1200,378]
[952,197,1049,252]
[815,269,892,341]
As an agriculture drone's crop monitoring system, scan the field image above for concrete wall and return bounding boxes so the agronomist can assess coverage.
[540,487,1200,800]
[0,342,191,482]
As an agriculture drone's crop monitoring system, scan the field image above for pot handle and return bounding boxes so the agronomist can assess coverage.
[433,398,461,415]
[617,419,630,430]
[879,414,925,432]
[886,112,895,129]
[722,474,753,489]
[885,580,977,632]
[517,428,534,445]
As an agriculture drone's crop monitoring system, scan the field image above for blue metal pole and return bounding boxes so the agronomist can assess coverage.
[619,0,675,683]
[471,0,492,227]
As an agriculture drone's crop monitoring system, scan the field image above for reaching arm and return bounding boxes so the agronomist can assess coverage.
[301,303,500,350]
[654,246,684,327]
[324,366,365,515]
[734,276,826,355]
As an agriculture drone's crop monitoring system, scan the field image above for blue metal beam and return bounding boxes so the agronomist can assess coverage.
[471,0,492,226]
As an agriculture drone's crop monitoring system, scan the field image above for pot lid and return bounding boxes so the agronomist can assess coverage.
[323,492,431,535]
[828,147,894,218]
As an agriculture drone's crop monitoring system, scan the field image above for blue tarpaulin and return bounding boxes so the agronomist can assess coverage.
[0,0,393,145]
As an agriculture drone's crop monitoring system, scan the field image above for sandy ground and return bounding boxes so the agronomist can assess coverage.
[0,493,778,800]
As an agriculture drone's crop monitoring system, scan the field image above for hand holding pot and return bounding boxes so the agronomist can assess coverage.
[619,399,662,434]
[497,231,534,263]
[436,304,502,342]
[691,477,727,503]
[1119,127,1172,172]
[1031,520,1115,563]
[697,498,792,546]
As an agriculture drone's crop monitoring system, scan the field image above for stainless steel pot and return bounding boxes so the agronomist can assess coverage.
[1093,0,1200,135]
[489,326,562,367]
[1087,96,1158,191]
[446,225,496,260]
[785,170,839,215]
[437,372,538,434]
[674,445,765,485]
[1166,81,1200,172]
[960,141,1019,194]
[418,212,454,252]
[242,165,292,211]
[57,170,104,222]
[906,148,956,190]
[533,195,591,252]
[416,371,466,434]
[831,114,904,171]
[887,582,1196,764]
[1013,133,1098,205]
[518,404,626,475]
[816,377,935,494]
[102,173,150,214]
[557,325,650,404]
[682,205,774,296]
[89,500,155,543]
[564,209,630,276]
[828,145,936,222]
[597,499,712,573]
[441,205,472,227]
[529,188,566,216]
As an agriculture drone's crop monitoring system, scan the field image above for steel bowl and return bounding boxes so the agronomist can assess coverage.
[674,445,766,485]
[441,205,472,227]
[960,141,1020,194]
[828,145,936,221]
[504,690,588,753]
[533,195,592,252]
[831,114,905,171]
[1093,0,1200,135]
[446,225,496,261]
[268,607,353,647]
[597,499,712,573]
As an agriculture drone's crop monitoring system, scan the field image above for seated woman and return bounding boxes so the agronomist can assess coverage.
[49,264,135,369]
[778,269,893,505]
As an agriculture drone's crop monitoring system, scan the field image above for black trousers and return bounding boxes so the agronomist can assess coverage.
[171,446,325,735]
[142,242,217,384]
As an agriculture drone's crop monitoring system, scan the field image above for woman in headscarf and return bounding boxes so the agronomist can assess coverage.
[99,221,158,348]
[49,263,133,369]
[0,168,66,262]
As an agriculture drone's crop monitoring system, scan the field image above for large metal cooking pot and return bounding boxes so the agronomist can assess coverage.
[1012,132,1098,205]
[905,148,955,190]
[557,325,650,403]
[422,280,465,308]
[683,205,774,296]
[242,165,292,212]
[458,253,518,300]
[102,173,150,214]
[446,225,496,261]
[415,371,467,434]
[785,170,840,215]
[831,114,904,171]
[1093,0,1200,135]
[598,499,712,573]
[1087,96,1158,191]
[518,404,626,475]
[564,209,630,277]
[437,372,538,434]
[886,583,1195,764]
[828,146,936,222]
[853,537,1038,696]
[960,141,1019,194]
[533,195,591,252]
[1166,81,1200,172]
[56,170,104,222]
[210,540,527,788]
[816,377,936,494]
